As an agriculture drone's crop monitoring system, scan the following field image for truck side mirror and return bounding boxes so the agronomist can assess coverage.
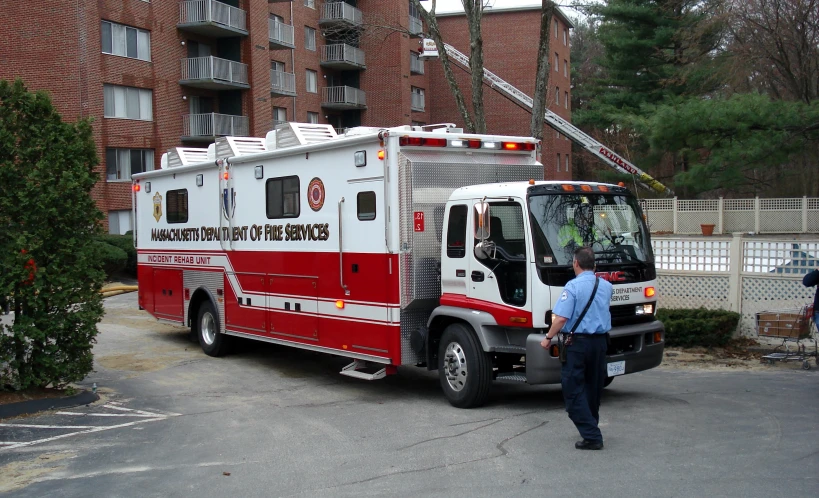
[473,201,490,240]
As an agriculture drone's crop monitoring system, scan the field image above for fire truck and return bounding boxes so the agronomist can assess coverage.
[133,123,664,408]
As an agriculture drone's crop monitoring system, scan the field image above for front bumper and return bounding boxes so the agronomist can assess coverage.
[524,319,665,385]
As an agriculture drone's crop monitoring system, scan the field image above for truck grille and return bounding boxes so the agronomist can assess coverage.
[610,303,656,327]
[607,334,639,355]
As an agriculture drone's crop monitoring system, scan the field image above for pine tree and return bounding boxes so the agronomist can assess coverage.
[0,79,105,390]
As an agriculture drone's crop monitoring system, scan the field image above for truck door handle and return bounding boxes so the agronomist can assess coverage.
[471,271,484,282]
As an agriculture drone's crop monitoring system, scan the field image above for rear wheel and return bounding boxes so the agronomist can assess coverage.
[197,300,230,357]
[438,323,492,408]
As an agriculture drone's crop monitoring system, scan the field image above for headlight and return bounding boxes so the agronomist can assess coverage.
[635,303,654,315]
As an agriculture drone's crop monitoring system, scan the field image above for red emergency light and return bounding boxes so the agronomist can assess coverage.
[501,142,536,151]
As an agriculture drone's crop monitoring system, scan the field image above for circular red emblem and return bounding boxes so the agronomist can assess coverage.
[307,177,325,212]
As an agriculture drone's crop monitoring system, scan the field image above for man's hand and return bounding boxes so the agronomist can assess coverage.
[540,336,552,349]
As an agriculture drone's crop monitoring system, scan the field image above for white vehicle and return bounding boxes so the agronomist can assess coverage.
[133,123,664,408]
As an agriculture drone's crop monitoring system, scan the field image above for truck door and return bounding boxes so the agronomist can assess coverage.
[468,200,529,309]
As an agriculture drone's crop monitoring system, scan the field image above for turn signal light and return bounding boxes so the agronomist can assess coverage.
[654,332,662,343]
[133,184,141,192]
[335,300,345,309]
[223,172,229,180]
[509,316,527,324]
[644,287,656,298]
[377,150,385,160]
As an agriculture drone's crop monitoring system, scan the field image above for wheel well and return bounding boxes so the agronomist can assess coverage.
[427,315,470,370]
[187,289,213,329]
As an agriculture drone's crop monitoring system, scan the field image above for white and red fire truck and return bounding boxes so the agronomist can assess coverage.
[133,123,664,408]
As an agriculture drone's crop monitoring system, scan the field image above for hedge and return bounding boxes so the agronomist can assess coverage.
[99,234,136,275]
[94,240,127,278]
[656,308,741,348]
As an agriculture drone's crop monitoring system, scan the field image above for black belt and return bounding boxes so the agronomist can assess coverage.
[560,332,606,339]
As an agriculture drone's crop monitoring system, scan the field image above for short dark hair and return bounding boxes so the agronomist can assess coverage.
[574,246,595,270]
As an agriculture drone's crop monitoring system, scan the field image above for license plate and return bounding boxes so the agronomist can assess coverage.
[607,361,626,377]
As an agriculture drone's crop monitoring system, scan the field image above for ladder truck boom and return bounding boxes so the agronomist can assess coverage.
[433,41,674,196]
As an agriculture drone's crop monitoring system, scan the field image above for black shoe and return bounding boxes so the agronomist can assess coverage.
[575,439,604,450]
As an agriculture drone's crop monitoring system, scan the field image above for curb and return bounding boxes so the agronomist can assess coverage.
[0,390,100,420]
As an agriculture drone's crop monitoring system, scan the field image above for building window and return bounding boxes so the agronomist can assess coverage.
[306,69,317,93]
[446,204,468,258]
[271,60,285,72]
[266,176,300,219]
[411,86,425,111]
[555,87,559,104]
[563,28,568,46]
[554,53,559,72]
[101,21,150,61]
[103,84,152,120]
[273,107,287,126]
[307,112,319,124]
[108,210,133,235]
[554,19,558,38]
[305,26,316,51]
[106,148,154,181]
[565,91,569,108]
[556,153,561,173]
[166,189,189,224]
[564,59,568,77]
[304,0,315,8]
[357,191,376,221]
[565,154,570,172]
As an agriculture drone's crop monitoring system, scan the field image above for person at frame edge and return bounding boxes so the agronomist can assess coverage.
[540,246,613,450]
[803,269,819,327]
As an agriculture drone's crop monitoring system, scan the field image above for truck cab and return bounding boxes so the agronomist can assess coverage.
[423,181,664,407]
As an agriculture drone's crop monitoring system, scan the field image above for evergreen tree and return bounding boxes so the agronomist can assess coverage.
[0,79,105,390]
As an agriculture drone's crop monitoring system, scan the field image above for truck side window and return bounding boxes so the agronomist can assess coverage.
[446,204,467,258]
[357,191,376,221]
[166,189,188,224]
[266,176,300,219]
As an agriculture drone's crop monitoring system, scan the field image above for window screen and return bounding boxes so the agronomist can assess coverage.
[167,189,188,224]
[446,205,468,258]
[266,176,300,219]
[357,191,376,221]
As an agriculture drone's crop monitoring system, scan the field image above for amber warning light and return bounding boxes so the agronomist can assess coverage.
[644,287,656,298]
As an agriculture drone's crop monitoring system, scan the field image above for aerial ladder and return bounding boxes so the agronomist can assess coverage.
[420,40,674,196]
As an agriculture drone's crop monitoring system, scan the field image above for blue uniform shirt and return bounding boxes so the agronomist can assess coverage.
[553,271,613,334]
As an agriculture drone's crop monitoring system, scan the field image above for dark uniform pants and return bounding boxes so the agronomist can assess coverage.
[561,334,607,442]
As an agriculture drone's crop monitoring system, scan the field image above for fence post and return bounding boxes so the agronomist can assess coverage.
[727,232,743,314]
[754,197,760,234]
[672,196,678,234]
[718,197,724,234]
[803,196,808,233]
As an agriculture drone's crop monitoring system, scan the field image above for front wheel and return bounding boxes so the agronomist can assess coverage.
[438,323,492,408]
[197,300,230,357]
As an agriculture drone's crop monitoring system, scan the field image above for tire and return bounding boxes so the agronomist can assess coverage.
[604,376,615,388]
[438,323,492,408]
[196,300,230,357]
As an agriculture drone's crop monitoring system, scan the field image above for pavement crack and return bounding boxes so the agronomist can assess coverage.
[398,419,502,450]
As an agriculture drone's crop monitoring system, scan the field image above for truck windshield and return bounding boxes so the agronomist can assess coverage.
[528,193,653,266]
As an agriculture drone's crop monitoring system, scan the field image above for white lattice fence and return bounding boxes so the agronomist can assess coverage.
[809,198,819,232]
[654,238,730,272]
[759,198,802,233]
[724,199,755,233]
[657,274,731,310]
[642,199,673,233]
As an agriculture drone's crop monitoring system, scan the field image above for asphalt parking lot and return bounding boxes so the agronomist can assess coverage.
[1,292,818,497]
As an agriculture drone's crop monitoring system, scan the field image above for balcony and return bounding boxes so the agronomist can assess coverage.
[182,113,249,141]
[321,86,366,110]
[178,0,248,37]
[180,57,249,90]
[320,44,365,70]
[319,2,363,29]
[269,18,295,49]
[270,69,297,97]
[409,15,423,37]
[410,53,424,75]
[411,92,425,112]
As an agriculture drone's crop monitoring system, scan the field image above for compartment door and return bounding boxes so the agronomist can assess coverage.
[153,269,183,320]
[267,275,319,341]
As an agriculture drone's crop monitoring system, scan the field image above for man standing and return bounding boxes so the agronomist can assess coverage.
[541,246,613,450]
[803,269,819,328]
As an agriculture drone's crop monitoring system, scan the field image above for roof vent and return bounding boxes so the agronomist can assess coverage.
[215,136,267,159]
[275,122,337,148]
[166,147,209,168]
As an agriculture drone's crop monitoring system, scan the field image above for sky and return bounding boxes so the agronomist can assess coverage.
[419,0,587,19]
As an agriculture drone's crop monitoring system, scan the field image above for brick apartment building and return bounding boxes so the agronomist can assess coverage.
[1,0,572,233]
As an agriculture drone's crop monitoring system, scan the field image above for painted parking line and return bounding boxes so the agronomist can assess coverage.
[0,402,180,451]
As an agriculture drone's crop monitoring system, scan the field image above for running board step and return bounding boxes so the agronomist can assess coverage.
[340,360,386,380]
[495,372,528,383]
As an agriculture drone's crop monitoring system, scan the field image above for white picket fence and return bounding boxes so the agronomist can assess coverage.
[653,234,819,335]
[643,197,819,235]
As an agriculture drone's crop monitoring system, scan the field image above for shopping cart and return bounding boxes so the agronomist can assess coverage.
[756,305,817,370]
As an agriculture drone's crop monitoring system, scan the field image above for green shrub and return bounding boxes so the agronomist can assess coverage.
[99,234,136,275]
[656,308,741,348]
[94,241,127,279]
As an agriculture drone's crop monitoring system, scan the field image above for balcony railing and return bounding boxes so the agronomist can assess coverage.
[319,2,363,28]
[411,92,425,112]
[270,69,297,96]
[178,0,247,37]
[410,54,424,75]
[183,113,249,139]
[321,86,366,109]
[320,44,365,70]
[268,18,295,49]
[180,57,249,89]
[409,15,423,37]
